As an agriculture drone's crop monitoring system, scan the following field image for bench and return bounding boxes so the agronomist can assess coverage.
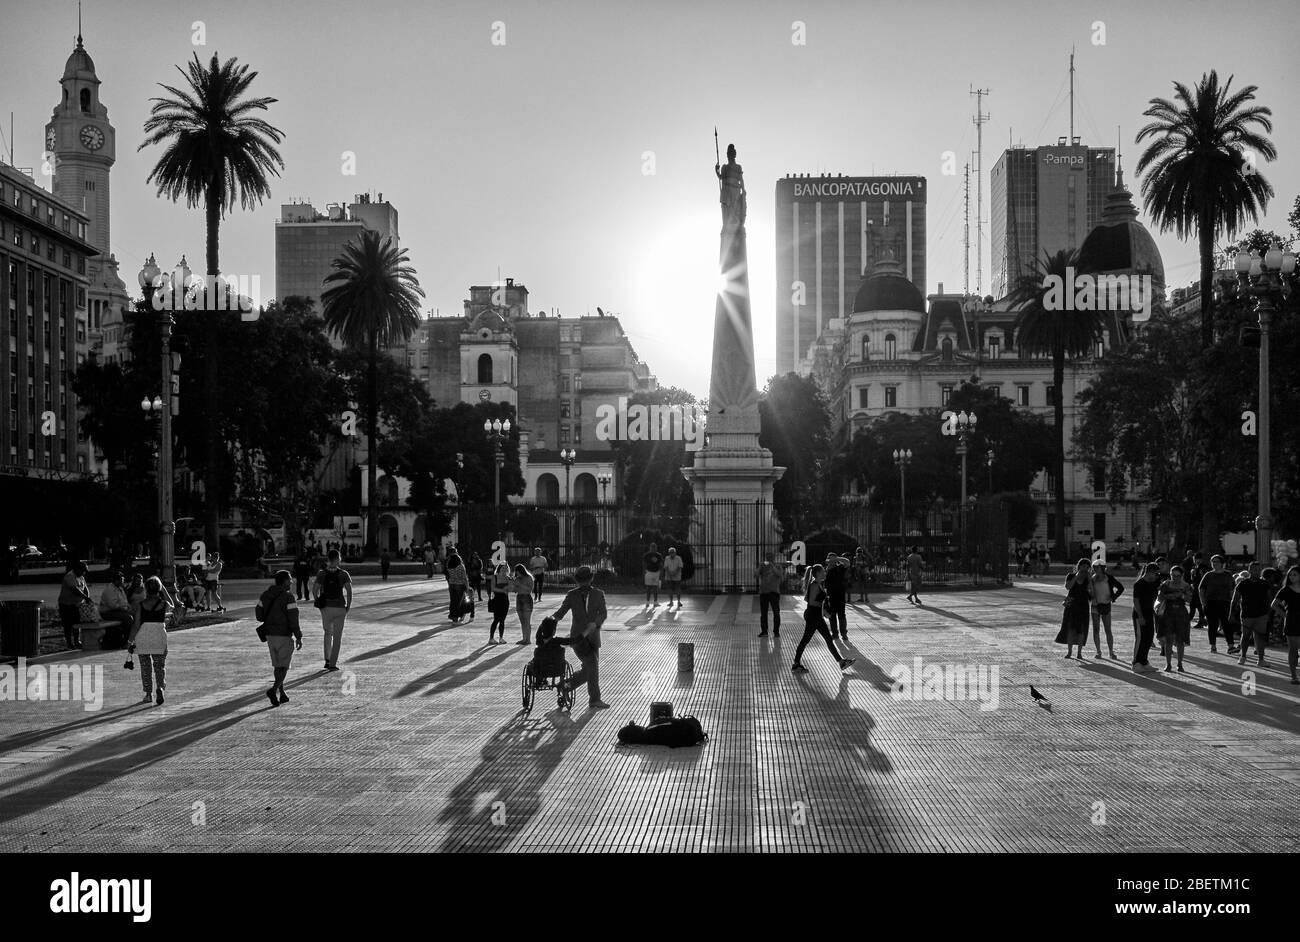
[76,620,123,651]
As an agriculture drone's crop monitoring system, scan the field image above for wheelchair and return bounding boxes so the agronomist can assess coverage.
[521,643,575,714]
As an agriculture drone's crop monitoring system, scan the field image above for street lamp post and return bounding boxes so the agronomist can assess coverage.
[483,419,511,507]
[962,295,993,381]
[943,411,978,555]
[596,472,611,504]
[138,254,176,590]
[1232,242,1297,564]
[560,448,577,562]
[892,448,912,554]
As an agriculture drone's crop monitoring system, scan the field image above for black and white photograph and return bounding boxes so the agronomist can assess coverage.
[0,0,1296,925]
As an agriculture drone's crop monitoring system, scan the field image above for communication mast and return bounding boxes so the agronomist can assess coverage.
[971,87,990,295]
[963,161,971,295]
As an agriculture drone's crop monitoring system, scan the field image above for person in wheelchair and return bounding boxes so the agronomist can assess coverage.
[529,616,571,681]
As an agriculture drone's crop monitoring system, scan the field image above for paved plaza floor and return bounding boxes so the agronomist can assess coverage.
[1,575,1297,853]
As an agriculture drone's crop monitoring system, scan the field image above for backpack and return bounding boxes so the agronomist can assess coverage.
[617,715,707,748]
[323,569,343,601]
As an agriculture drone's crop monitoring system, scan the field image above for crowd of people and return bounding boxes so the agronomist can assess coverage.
[1055,550,1300,682]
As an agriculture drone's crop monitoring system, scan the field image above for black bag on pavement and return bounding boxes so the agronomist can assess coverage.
[617,715,707,748]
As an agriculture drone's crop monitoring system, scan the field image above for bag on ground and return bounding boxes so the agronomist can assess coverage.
[617,715,707,748]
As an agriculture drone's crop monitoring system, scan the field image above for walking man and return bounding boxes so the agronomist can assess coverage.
[555,566,610,709]
[905,546,924,605]
[1235,561,1272,666]
[824,553,849,640]
[380,548,392,581]
[529,546,548,601]
[313,548,353,671]
[292,553,311,601]
[757,552,782,637]
[257,570,302,706]
[643,542,664,607]
[662,547,684,608]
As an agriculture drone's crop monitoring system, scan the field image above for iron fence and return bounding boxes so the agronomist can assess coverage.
[454,498,1009,592]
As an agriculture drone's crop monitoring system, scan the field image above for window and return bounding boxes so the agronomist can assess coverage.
[941,385,953,406]
[573,425,582,444]
[1046,385,1056,406]
[80,89,91,112]
[62,250,71,268]
[858,387,869,409]
[560,373,571,393]
[560,402,571,419]
[1091,465,1106,496]
[884,334,897,360]
[986,384,1001,398]
[1095,338,1105,358]
[941,337,953,361]
[77,257,85,275]
[860,335,870,360]
[62,214,69,233]
[30,235,38,254]
[884,386,897,408]
[988,336,1000,359]
[13,226,22,247]
[1093,513,1107,541]
[559,426,570,444]
[1016,385,1030,407]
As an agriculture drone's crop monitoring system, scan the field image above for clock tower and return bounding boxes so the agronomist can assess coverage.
[45,24,129,359]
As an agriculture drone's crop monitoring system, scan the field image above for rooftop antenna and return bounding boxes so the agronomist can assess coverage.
[970,86,990,295]
[1069,48,1075,142]
[962,160,971,295]
[77,0,83,46]
[1116,124,1123,185]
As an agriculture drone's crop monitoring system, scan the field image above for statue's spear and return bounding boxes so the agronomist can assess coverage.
[714,126,720,168]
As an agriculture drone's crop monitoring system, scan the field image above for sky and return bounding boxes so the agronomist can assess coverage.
[2,0,1297,399]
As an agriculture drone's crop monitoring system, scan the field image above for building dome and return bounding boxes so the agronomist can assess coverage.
[62,41,97,82]
[851,268,926,314]
[1076,166,1164,286]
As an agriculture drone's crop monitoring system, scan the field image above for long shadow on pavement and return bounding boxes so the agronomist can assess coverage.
[913,603,982,626]
[1085,658,1300,737]
[795,670,893,774]
[0,703,148,756]
[847,601,900,622]
[436,710,592,851]
[348,623,464,664]
[0,674,322,827]
[393,645,522,698]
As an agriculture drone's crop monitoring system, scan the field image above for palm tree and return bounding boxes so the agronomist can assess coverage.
[320,229,425,557]
[1012,249,1105,561]
[1136,71,1275,350]
[139,53,285,554]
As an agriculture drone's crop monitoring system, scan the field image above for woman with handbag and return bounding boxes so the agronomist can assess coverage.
[1156,565,1193,672]
[57,560,92,649]
[487,563,512,644]
[1055,559,1093,659]
[127,577,174,705]
[792,564,855,674]
[445,553,471,623]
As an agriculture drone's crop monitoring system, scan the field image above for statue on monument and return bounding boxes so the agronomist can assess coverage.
[715,142,746,228]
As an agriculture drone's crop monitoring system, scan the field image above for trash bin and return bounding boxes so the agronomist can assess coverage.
[1,599,43,658]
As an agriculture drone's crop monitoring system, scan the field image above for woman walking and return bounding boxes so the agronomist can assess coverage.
[468,551,485,602]
[904,546,924,605]
[511,563,536,644]
[127,577,174,705]
[1156,565,1194,672]
[487,562,512,644]
[1271,566,1300,684]
[792,564,856,673]
[1055,559,1093,659]
[1131,563,1161,672]
[57,560,92,649]
[445,552,470,623]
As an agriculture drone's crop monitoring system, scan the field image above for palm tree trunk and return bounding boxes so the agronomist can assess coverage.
[366,326,379,559]
[203,192,221,557]
[1197,207,1220,554]
[1053,346,1067,562]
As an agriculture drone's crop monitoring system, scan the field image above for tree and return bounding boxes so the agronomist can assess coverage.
[320,229,426,556]
[759,373,832,536]
[1011,249,1106,559]
[945,383,1056,495]
[139,52,285,553]
[1136,70,1276,350]
[607,386,699,518]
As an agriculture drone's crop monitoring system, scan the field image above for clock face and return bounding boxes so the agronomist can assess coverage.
[79,125,104,151]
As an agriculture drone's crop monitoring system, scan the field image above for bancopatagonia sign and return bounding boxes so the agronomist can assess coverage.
[790,178,925,200]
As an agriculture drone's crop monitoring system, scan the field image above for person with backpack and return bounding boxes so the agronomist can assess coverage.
[643,543,664,607]
[757,552,783,637]
[312,548,353,671]
[257,570,302,706]
[1234,562,1273,667]
[792,564,855,674]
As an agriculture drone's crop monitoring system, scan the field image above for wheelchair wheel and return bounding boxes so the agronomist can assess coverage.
[521,665,535,713]
[557,662,575,711]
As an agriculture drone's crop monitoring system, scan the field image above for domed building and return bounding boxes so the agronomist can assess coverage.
[802,165,1166,554]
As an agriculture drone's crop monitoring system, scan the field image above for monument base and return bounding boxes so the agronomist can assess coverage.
[681,446,785,590]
